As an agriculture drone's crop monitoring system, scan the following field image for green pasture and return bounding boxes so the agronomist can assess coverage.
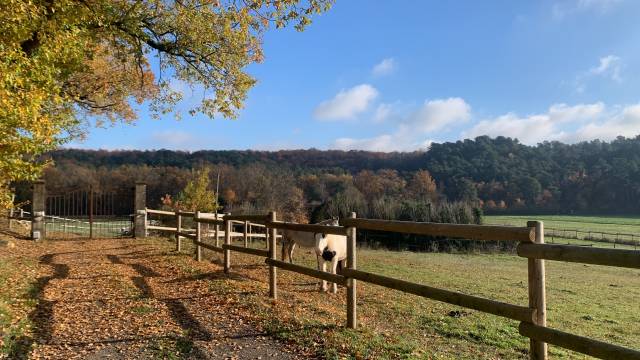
[177,235,640,359]
[485,215,640,250]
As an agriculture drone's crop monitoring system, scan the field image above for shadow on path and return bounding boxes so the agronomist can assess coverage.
[110,253,215,353]
[28,254,70,348]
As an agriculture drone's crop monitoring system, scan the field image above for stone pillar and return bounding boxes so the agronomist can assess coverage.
[134,182,147,238]
[31,180,46,241]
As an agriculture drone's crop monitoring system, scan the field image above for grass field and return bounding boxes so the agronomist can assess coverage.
[485,215,640,249]
[182,235,640,359]
[43,217,132,238]
[485,215,640,233]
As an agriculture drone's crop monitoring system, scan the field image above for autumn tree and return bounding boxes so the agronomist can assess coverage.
[408,170,438,202]
[353,170,384,201]
[176,167,218,212]
[0,0,333,207]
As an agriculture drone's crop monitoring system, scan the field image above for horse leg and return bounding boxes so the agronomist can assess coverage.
[330,258,339,294]
[317,255,327,292]
[281,240,288,261]
[289,243,296,263]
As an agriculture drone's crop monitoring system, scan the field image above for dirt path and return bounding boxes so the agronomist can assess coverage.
[20,237,306,359]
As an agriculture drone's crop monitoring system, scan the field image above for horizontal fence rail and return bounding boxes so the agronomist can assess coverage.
[266,221,348,236]
[224,214,268,222]
[224,244,269,257]
[519,323,640,360]
[340,218,535,242]
[266,258,348,286]
[145,209,175,216]
[341,268,536,323]
[141,208,640,360]
[518,243,640,269]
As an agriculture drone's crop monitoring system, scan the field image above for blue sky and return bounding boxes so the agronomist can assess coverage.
[70,0,640,152]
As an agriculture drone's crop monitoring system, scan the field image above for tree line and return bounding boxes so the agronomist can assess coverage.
[32,135,640,215]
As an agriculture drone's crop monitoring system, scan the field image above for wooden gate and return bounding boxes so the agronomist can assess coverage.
[45,186,134,239]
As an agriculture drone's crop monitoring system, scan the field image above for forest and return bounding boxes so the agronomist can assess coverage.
[13,135,640,219]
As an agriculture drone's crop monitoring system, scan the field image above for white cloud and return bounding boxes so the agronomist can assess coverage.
[464,113,563,145]
[373,103,393,123]
[331,97,470,151]
[372,58,396,76]
[410,98,471,132]
[334,135,396,152]
[548,102,605,122]
[330,98,640,151]
[589,55,622,82]
[553,0,623,19]
[571,104,640,142]
[574,55,623,92]
[333,135,434,152]
[314,84,379,121]
[578,0,623,10]
[462,102,605,145]
[151,130,198,149]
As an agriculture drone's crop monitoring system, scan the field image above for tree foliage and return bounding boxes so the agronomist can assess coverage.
[176,167,218,212]
[31,135,640,215]
[0,0,333,207]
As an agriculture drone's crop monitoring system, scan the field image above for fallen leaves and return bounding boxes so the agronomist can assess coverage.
[0,236,304,359]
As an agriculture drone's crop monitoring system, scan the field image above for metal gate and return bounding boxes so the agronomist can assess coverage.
[45,186,134,239]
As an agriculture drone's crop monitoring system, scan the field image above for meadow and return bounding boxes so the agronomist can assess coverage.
[188,233,640,359]
[485,215,640,250]
[485,215,640,233]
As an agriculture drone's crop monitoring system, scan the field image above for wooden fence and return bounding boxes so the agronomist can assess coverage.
[494,222,639,249]
[144,208,640,360]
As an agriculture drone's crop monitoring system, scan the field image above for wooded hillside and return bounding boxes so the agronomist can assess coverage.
[30,135,640,215]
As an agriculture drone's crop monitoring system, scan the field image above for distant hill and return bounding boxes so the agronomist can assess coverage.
[47,148,426,173]
[42,135,640,214]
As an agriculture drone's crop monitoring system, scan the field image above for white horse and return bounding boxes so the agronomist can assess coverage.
[280,218,338,263]
[315,232,347,293]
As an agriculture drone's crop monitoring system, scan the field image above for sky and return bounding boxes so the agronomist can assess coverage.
[70,0,640,152]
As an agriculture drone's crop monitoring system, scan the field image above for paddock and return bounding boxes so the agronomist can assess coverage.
[140,207,640,360]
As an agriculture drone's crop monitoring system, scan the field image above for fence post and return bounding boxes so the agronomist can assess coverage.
[195,211,202,261]
[526,221,547,360]
[268,211,277,299]
[7,206,13,231]
[244,220,249,247]
[224,215,231,273]
[134,182,147,238]
[213,213,220,247]
[89,185,94,239]
[31,180,46,241]
[175,210,182,252]
[346,211,357,329]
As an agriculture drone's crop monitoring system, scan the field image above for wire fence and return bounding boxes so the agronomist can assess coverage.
[7,207,133,239]
[492,223,639,250]
[44,215,133,239]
